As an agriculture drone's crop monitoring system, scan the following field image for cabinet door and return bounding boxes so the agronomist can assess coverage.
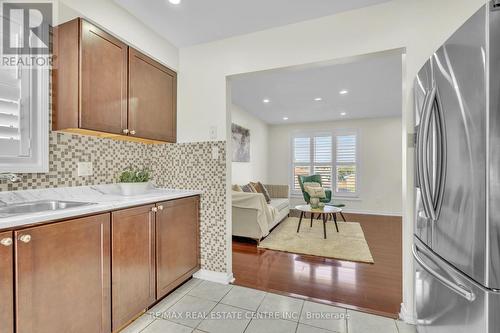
[0,231,13,333]
[15,214,111,333]
[81,20,128,134]
[156,196,200,298]
[128,48,177,142]
[111,205,156,331]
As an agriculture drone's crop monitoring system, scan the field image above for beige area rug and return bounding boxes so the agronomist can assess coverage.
[258,217,374,263]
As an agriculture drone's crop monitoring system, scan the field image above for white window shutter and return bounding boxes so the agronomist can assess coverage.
[335,134,357,194]
[313,136,332,189]
[0,66,22,156]
[293,137,310,163]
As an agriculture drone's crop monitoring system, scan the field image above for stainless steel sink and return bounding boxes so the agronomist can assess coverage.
[0,200,96,217]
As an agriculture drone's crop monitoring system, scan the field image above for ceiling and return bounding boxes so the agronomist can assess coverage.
[114,0,391,47]
[230,52,402,125]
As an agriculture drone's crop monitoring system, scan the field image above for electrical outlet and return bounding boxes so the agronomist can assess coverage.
[209,126,217,140]
[77,162,93,177]
[408,133,416,148]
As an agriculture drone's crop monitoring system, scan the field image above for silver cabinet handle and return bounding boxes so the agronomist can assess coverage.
[18,234,31,243]
[0,238,12,247]
[413,245,475,301]
[122,129,129,134]
[158,205,164,211]
[151,207,158,213]
[130,130,136,135]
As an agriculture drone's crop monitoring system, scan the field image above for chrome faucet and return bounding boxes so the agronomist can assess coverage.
[0,173,22,183]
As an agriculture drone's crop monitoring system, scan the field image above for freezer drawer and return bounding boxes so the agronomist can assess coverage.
[414,238,500,333]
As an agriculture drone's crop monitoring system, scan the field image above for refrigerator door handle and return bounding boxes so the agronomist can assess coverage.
[413,244,475,301]
[417,86,436,221]
[433,87,447,219]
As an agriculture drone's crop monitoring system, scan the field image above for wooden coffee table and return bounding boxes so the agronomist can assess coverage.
[295,205,343,239]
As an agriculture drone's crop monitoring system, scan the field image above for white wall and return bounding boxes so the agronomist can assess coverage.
[178,0,484,143]
[231,104,269,185]
[269,117,402,215]
[177,0,486,321]
[57,0,179,70]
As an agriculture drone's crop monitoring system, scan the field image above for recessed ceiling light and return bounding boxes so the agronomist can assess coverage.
[283,117,289,120]
[169,0,181,4]
[340,112,347,116]
[339,90,349,95]
[314,97,323,101]
[263,99,270,104]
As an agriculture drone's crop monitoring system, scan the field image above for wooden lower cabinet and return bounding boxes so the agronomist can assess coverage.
[0,231,13,333]
[15,214,111,333]
[156,196,200,298]
[111,205,156,332]
[3,195,200,333]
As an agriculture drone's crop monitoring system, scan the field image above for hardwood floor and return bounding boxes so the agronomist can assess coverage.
[232,212,402,318]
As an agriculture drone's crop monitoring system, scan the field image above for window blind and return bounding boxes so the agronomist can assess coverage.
[0,19,30,158]
[335,134,357,194]
[314,136,332,189]
[293,137,310,163]
[293,137,311,190]
[291,132,358,196]
[0,66,22,156]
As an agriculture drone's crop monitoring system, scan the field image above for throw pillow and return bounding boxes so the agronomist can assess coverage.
[304,182,326,198]
[241,184,254,193]
[250,181,271,204]
[247,183,258,193]
[303,181,321,189]
[258,182,272,204]
[232,184,243,192]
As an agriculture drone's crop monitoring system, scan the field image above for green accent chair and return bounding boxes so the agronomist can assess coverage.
[298,174,347,222]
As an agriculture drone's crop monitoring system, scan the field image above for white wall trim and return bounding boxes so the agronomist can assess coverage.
[399,302,416,324]
[341,208,403,217]
[193,269,235,285]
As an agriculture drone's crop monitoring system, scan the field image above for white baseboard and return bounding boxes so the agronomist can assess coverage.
[399,302,416,324]
[341,208,402,217]
[193,269,235,285]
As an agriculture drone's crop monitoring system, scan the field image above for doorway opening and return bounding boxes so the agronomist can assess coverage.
[227,49,405,318]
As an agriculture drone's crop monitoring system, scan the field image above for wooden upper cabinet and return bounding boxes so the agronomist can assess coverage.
[0,231,13,333]
[15,214,111,333]
[53,18,79,130]
[156,196,200,298]
[128,48,177,142]
[80,20,128,134]
[53,18,177,142]
[111,205,156,332]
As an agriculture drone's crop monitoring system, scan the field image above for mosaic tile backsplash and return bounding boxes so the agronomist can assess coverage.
[0,131,228,273]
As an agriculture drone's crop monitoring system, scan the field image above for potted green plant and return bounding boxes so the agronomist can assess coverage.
[117,167,152,196]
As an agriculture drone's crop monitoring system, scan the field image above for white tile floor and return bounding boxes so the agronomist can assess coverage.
[122,279,416,333]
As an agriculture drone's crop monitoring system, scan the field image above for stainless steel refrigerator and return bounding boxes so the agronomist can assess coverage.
[413,2,500,332]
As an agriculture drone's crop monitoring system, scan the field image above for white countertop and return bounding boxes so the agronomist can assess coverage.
[0,184,202,230]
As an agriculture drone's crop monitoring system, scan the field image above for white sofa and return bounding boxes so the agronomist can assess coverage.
[232,184,290,242]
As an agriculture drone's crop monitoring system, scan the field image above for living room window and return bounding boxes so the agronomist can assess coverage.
[291,132,358,197]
